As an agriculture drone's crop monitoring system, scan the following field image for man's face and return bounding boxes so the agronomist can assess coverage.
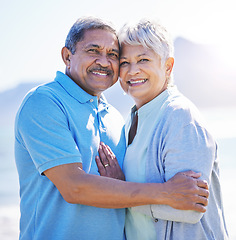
[65,29,120,97]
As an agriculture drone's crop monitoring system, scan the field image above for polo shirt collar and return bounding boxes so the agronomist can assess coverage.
[54,71,108,108]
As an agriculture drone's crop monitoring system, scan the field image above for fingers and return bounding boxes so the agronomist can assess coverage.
[197,179,209,190]
[198,186,209,198]
[95,155,106,176]
[98,143,110,168]
[104,144,119,168]
[100,142,117,168]
[197,195,208,207]
[96,142,125,181]
[104,144,116,159]
[192,179,209,206]
[181,170,201,179]
[192,203,207,213]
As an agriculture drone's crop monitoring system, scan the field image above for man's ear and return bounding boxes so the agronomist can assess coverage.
[165,57,174,77]
[61,47,72,68]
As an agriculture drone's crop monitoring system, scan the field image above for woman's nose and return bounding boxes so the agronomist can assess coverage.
[128,63,140,75]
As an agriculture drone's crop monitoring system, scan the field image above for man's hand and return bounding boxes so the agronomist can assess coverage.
[95,142,125,181]
[163,171,209,212]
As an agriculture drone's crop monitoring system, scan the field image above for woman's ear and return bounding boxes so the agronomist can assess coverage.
[165,57,174,77]
[61,47,71,68]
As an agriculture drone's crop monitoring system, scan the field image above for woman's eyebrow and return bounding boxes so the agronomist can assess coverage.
[120,53,147,59]
[137,53,148,57]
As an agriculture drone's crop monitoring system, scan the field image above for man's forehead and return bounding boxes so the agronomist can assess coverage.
[82,29,119,50]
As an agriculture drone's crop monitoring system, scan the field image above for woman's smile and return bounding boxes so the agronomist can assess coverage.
[127,78,148,86]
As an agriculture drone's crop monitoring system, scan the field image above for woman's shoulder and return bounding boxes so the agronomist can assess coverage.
[163,90,205,127]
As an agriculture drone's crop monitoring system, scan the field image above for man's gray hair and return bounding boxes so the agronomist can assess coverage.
[118,19,174,65]
[65,17,117,54]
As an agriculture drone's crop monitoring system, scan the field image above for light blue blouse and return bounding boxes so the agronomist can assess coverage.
[123,89,170,240]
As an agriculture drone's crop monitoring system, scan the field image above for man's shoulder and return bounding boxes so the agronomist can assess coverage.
[32,81,60,95]
[16,81,65,119]
[21,80,64,105]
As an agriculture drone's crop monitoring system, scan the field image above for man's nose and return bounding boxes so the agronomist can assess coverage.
[95,54,110,67]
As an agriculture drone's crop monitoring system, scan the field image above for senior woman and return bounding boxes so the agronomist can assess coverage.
[97,20,228,239]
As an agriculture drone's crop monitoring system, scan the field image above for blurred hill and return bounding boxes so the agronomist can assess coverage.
[174,37,236,108]
[0,82,43,126]
[0,37,236,126]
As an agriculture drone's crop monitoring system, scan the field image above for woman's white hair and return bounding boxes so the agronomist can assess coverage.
[118,19,174,66]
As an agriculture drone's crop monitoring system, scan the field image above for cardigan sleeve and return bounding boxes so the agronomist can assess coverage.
[130,107,216,224]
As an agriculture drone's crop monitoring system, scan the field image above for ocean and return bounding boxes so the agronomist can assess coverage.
[0,107,236,239]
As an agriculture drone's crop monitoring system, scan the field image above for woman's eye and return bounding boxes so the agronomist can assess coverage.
[139,58,149,62]
[120,61,129,66]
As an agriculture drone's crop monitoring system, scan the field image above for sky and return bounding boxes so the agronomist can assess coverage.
[0,0,236,91]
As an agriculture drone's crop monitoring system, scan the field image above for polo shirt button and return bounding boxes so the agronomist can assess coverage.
[154,219,158,222]
[90,99,93,102]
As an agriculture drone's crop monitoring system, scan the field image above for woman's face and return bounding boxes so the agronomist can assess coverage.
[119,44,173,109]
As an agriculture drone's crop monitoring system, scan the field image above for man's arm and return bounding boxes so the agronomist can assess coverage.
[18,92,208,212]
[44,161,208,211]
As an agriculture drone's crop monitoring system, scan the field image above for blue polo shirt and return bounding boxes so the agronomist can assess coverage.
[15,71,126,240]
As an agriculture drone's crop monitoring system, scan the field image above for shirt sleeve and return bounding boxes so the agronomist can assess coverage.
[15,91,82,174]
[130,107,216,224]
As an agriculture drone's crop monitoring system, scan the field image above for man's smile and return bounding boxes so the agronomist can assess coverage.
[89,67,112,77]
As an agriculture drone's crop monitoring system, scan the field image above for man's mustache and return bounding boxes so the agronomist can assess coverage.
[89,67,113,75]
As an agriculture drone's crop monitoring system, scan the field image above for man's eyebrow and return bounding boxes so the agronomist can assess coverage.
[85,44,119,54]
[84,44,100,49]
[111,49,119,54]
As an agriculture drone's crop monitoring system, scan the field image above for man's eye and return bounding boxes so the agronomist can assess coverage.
[108,52,119,59]
[120,61,129,66]
[87,49,98,53]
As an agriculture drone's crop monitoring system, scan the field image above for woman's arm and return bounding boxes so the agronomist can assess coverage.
[131,116,215,223]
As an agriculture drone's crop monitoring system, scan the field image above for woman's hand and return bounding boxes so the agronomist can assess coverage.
[95,142,125,181]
